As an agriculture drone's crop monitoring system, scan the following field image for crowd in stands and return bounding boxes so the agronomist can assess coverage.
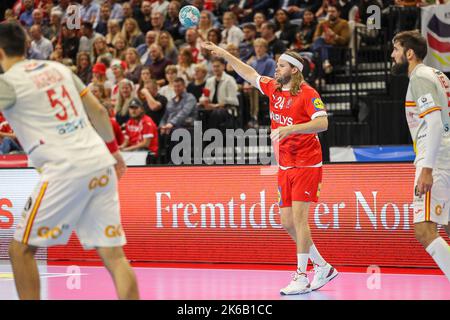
[0,0,448,162]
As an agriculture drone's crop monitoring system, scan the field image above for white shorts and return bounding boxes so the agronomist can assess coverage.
[14,166,126,249]
[413,167,450,225]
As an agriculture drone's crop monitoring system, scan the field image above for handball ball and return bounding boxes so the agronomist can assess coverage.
[179,5,200,28]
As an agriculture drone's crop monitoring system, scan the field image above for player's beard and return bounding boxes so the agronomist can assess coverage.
[276,74,291,86]
[391,54,409,75]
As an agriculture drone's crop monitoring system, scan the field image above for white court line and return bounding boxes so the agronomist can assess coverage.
[50,265,446,278]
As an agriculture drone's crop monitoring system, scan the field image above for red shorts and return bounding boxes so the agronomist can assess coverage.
[278,167,323,208]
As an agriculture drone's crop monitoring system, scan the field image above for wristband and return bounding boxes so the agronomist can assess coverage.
[106,140,119,153]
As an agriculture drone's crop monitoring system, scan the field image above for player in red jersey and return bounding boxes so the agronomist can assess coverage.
[120,98,158,156]
[202,42,338,295]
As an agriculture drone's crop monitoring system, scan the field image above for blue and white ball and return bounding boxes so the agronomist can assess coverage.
[179,5,200,28]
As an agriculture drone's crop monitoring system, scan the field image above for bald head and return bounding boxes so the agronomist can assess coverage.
[185,28,198,45]
[149,44,163,60]
[29,25,42,41]
[32,9,43,25]
[146,31,158,46]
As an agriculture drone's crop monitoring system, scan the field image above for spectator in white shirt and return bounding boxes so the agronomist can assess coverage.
[151,0,170,16]
[220,12,244,49]
[158,65,178,101]
[199,57,239,130]
[79,21,102,54]
[29,25,53,59]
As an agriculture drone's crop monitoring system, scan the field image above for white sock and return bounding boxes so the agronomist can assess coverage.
[425,237,450,281]
[297,253,309,274]
[309,244,327,267]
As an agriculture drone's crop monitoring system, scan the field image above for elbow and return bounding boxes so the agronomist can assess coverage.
[318,117,328,132]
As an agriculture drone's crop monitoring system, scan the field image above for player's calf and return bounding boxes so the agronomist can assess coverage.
[97,246,140,300]
[9,240,40,300]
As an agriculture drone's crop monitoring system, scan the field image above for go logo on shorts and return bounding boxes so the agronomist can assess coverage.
[105,225,123,238]
[435,204,443,216]
[89,175,110,190]
[37,226,65,239]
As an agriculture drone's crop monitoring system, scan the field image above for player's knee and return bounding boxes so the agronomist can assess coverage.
[280,215,294,232]
[414,224,437,247]
[98,247,126,271]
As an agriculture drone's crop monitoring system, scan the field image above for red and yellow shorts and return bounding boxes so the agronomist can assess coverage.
[278,167,322,208]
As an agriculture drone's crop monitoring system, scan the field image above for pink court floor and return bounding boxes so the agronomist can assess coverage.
[1,264,449,300]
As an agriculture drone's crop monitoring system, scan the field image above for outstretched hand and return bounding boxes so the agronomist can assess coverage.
[201,41,228,58]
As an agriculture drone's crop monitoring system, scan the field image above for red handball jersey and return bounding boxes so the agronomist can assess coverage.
[0,113,13,134]
[125,115,159,155]
[110,117,125,146]
[256,76,327,167]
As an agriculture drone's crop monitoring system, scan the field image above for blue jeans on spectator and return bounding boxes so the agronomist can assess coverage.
[0,138,21,155]
[312,37,333,62]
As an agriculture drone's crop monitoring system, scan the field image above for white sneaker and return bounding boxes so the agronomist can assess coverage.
[280,270,311,295]
[310,263,338,291]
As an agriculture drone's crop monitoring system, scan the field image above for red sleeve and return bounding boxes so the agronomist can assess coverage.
[141,119,156,139]
[304,89,328,120]
[111,118,125,146]
[256,76,278,97]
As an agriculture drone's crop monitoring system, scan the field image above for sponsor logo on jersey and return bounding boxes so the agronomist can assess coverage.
[24,197,33,212]
[56,118,87,135]
[286,98,293,108]
[270,112,293,126]
[312,98,325,111]
[435,204,442,216]
[417,93,435,112]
